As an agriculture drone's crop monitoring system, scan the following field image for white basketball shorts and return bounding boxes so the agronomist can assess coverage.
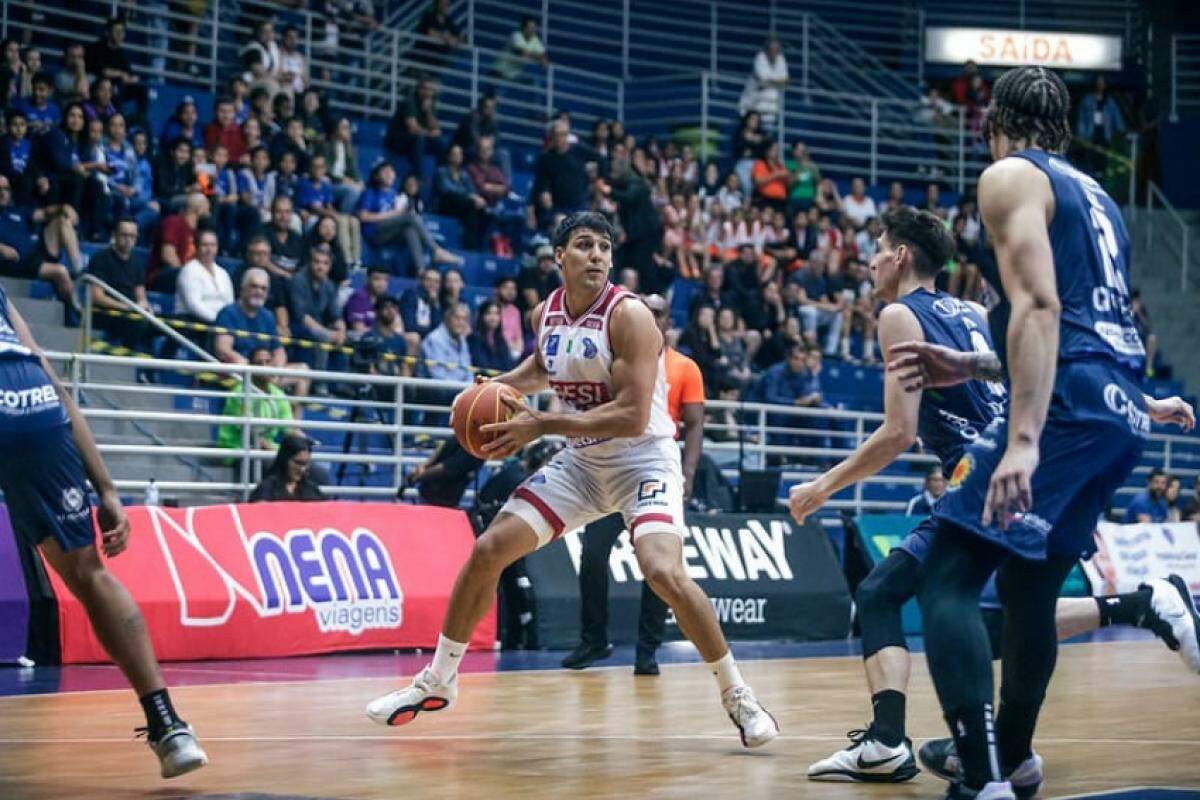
[500,436,685,548]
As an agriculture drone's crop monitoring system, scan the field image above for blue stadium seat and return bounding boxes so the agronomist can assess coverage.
[457,252,520,286]
[423,215,463,250]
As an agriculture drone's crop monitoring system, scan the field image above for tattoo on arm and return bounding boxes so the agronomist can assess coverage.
[969,352,1005,382]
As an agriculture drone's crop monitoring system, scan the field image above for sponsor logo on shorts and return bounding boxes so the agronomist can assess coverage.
[0,384,60,415]
[1008,512,1052,534]
[949,454,974,489]
[637,479,667,502]
[1102,383,1150,435]
[62,487,84,514]
[936,407,980,440]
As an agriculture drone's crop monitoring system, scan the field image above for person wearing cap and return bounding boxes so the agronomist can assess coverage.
[517,243,562,314]
[561,293,707,676]
[359,293,409,378]
[344,264,392,338]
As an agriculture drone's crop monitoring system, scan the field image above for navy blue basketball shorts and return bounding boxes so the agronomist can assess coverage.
[0,424,95,552]
[934,359,1147,561]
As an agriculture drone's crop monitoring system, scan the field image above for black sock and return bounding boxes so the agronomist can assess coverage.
[870,690,906,747]
[1096,587,1152,628]
[139,688,182,736]
[945,703,1001,790]
[996,697,1041,776]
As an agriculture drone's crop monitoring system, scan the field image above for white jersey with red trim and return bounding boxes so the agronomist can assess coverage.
[538,282,675,457]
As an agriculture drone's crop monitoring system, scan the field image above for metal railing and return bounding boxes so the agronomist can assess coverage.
[1173,34,1200,122]
[1145,182,1193,293]
[41,351,1200,516]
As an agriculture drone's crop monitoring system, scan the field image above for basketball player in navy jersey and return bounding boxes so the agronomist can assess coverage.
[792,207,1197,785]
[0,285,207,778]
[366,212,778,747]
[886,66,1198,800]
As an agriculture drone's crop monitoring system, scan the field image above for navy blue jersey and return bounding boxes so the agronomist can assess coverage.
[0,282,68,432]
[896,288,1007,471]
[988,149,1144,374]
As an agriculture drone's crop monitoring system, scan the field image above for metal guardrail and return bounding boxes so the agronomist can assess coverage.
[40,351,1200,516]
[1145,182,1193,293]
[1173,34,1200,122]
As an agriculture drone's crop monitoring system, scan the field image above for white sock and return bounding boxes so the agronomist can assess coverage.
[429,633,468,682]
[708,651,744,693]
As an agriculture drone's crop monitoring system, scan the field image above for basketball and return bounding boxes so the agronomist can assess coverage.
[452,381,526,458]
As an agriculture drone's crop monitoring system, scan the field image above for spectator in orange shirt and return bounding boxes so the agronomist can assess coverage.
[561,293,707,678]
[751,140,790,214]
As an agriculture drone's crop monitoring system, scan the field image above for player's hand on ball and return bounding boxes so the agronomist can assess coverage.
[887,341,973,392]
[97,490,131,557]
[788,481,827,525]
[1146,395,1196,432]
[479,394,544,459]
[983,441,1038,530]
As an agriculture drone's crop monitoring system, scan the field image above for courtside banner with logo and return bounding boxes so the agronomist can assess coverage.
[0,505,31,663]
[524,513,850,649]
[45,503,493,664]
[1090,521,1200,597]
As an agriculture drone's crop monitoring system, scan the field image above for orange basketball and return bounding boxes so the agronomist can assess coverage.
[452,381,526,459]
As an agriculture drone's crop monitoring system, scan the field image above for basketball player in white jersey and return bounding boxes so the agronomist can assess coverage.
[366,212,779,747]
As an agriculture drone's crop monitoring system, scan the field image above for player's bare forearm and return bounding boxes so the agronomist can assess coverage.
[968,351,1005,383]
[999,265,1058,448]
[539,396,646,440]
[491,352,549,395]
[814,424,914,498]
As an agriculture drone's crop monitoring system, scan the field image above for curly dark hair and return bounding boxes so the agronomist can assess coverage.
[880,205,956,278]
[984,65,1072,154]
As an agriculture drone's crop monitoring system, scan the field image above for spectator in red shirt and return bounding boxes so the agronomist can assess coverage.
[205,98,246,166]
[147,192,209,293]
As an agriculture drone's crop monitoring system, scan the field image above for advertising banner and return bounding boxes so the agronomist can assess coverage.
[45,502,492,663]
[0,505,30,663]
[925,27,1122,70]
[523,513,850,649]
[1091,521,1200,597]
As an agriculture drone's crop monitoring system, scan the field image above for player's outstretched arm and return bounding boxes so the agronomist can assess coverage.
[977,157,1060,527]
[6,298,130,556]
[790,304,923,523]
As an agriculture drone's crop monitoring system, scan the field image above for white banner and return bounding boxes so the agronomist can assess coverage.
[1091,522,1200,596]
[925,27,1123,71]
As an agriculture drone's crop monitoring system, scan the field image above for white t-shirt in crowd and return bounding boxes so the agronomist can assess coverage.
[176,260,235,323]
[842,194,878,227]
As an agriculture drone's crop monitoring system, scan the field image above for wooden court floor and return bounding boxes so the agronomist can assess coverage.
[0,640,1196,800]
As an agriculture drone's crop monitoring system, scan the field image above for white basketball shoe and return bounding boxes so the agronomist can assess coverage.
[807,727,919,782]
[721,684,780,748]
[366,666,457,727]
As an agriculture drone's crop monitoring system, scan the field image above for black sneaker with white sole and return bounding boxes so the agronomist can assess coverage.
[920,738,1043,800]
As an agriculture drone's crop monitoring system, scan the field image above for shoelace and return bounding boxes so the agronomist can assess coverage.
[843,727,872,751]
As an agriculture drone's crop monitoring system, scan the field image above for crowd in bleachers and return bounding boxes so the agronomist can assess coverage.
[0,2,1177,460]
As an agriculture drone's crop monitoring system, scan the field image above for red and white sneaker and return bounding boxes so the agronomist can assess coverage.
[366,666,457,727]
